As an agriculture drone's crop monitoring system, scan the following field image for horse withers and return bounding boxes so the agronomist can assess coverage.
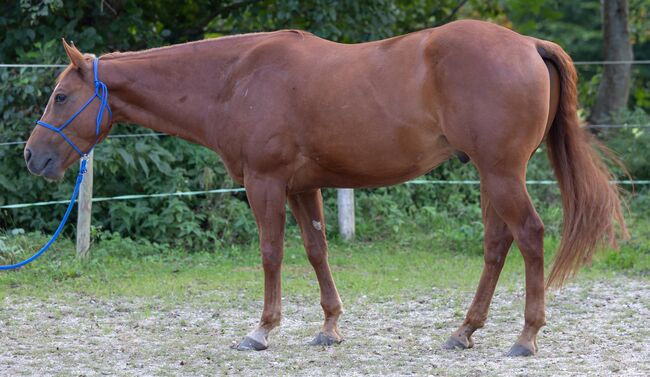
[24,20,627,356]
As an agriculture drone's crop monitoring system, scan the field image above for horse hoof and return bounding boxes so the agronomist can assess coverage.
[309,332,343,346]
[506,343,535,357]
[232,336,268,351]
[442,336,472,350]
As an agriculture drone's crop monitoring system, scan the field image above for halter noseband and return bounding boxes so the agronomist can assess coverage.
[35,57,112,157]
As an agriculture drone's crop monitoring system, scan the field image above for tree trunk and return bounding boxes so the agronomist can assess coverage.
[588,0,634,125]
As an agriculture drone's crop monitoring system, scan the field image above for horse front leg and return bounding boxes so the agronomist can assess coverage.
[288,189,344,346]
[233,174,287,351]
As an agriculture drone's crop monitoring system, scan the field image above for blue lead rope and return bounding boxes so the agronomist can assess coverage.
[1,58,110,270]
[0,159,88,270]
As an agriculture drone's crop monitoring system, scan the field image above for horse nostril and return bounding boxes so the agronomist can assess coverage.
[24,148,32,163]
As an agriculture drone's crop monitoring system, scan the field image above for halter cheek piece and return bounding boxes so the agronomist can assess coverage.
[35,57,112,157]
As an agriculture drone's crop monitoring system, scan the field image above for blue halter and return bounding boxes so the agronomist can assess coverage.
[35,57,112,156]
[0,58,110,270]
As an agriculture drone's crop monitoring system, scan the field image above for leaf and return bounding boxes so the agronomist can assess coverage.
[0,176,16,192]
[138,156,150,177]
[117,148,135,168]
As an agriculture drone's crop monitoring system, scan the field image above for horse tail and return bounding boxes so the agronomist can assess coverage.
[535,40,628,288]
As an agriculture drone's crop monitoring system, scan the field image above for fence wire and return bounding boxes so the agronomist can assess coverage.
[0,187,246,209]
[2,179,649,210]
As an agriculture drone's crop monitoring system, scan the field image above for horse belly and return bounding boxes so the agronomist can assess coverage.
[290,125,453,190]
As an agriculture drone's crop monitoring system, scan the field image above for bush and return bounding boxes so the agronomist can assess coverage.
[1,1,648,253]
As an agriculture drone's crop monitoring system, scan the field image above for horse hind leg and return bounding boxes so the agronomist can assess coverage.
[288,189,344,346]
[444,186,514,350]
[480,168,546,356]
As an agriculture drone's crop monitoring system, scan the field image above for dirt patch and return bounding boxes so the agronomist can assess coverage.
[1,277,648,376]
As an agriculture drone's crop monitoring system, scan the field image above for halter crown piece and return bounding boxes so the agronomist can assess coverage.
[0,58,110,270]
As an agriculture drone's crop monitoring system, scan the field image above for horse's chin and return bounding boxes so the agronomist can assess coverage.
[42,169,65,182]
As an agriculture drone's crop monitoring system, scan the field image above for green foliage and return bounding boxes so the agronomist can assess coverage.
[599,203,650,274]
[605,108,650,181]
[211,0,499,43]
[0,226,647,300]
[0,0,649,252]
[0,231,22,265]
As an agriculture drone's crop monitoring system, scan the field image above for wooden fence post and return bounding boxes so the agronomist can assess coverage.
[76,150,93,258]
[337,188,355,241]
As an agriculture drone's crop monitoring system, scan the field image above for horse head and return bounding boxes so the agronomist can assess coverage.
[25,39,112,181]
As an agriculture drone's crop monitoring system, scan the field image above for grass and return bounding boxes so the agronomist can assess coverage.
[0,221,648,376]
[0,224,648,303]
[1,197,648,376]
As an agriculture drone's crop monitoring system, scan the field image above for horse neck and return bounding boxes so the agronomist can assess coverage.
[99,37,262,149]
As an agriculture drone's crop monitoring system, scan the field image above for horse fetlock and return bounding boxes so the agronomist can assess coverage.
[464,314,487,330]
[523,316,546,333]
[321,300,343,317]
[526,318,546,329]
[260,313,282,329]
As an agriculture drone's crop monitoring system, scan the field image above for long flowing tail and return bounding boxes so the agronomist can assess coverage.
[536,40,629,288]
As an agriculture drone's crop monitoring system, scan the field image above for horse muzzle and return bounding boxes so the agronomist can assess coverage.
[25,147,64,181]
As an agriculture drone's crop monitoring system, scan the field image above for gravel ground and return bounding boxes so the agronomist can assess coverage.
[1,277,648,376]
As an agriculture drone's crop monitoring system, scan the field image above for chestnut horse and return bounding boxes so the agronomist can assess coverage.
[25,20,626,356]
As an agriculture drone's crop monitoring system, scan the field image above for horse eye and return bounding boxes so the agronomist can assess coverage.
[55,94,67,103]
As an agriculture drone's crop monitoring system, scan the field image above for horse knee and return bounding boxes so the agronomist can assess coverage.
[484,252,506,269]
[484,233,513,267]
[261,245,282,270]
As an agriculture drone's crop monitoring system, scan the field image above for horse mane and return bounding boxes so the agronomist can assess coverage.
[100,30,311,61]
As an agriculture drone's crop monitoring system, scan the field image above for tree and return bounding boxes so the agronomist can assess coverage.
[588,0,634,125]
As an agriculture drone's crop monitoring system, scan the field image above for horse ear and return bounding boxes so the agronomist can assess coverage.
[62,38,86,69]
